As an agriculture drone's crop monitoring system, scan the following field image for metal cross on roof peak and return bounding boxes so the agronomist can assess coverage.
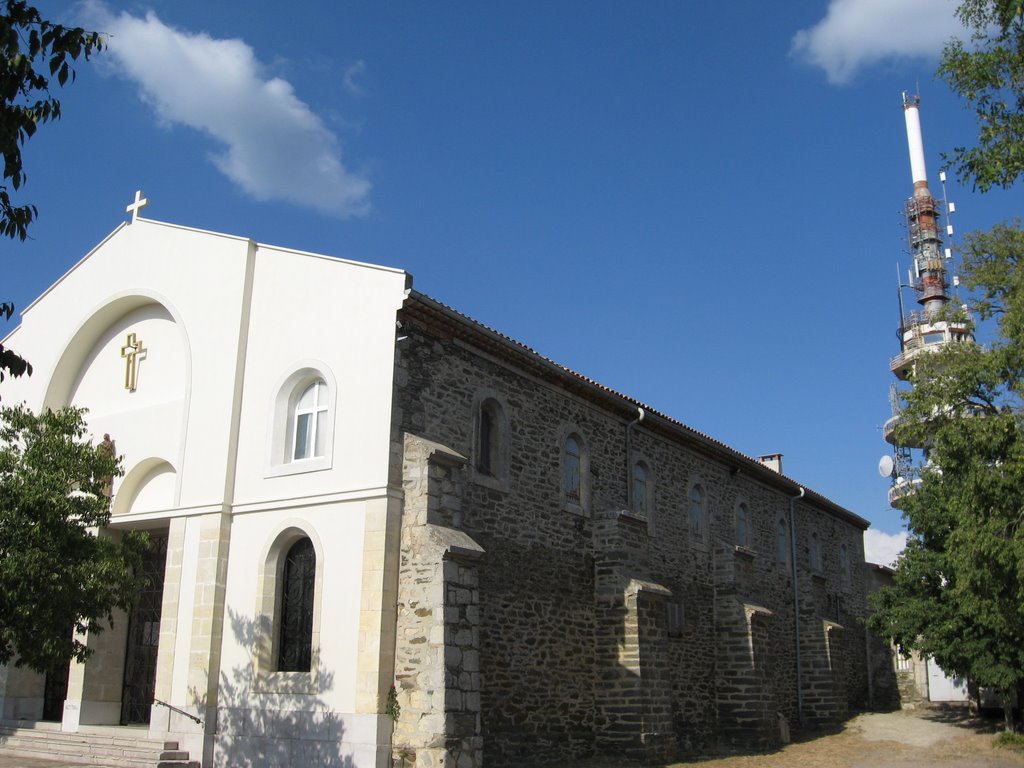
[126,190,149,223]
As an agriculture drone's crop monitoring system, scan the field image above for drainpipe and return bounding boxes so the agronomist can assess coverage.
[790,486,806,728]
[625,407,645,508]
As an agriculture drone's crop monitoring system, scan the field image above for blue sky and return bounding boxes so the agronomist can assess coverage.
[7,1,1021,563]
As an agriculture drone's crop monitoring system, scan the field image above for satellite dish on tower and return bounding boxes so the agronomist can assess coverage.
[878,455,895,478]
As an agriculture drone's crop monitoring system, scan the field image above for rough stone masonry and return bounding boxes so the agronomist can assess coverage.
[388,293,871,767]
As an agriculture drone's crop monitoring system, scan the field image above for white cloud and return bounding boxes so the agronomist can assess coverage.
[863,528,907,567]
[87,3,370,216]
[791,0,964,85]
[343,60,368,96]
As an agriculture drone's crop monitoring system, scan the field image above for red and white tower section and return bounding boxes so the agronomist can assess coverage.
[882,94,974,506]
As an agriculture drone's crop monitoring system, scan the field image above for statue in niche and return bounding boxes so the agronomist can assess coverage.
[98,433,115,498]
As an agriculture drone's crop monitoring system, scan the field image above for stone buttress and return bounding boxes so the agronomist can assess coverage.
[393,435,484,768]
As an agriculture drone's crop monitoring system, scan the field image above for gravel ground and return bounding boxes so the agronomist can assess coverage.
[0,709,1021,768]
[556,708,1024,768]
[690,710,1022,768]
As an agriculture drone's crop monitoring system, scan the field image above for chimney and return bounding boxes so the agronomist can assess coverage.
[757,453,783,473]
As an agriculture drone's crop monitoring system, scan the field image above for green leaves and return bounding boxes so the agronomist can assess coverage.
[0,405,145,672]
[870,220,1024,710]
[938,0,1024,191]
[0,1,102,398]
[876,20,1024,681]
[1,0,103,241]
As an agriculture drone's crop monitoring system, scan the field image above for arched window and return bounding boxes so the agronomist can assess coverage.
[690,485,705,543]
[476,398,506,478]
[292,380,328,461]
[810,531,822,571]
[840,542,850,586]
[563,435,582,505]
[632,462,649,517]
[776,518,789,564]
[278,537,316,672]
[267,364,337,477]
[736,502,750,548]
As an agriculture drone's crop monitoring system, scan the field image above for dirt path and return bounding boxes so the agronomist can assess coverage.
[0,709,1021,768]
[686,709,1024,768]
[555,708,1024,768]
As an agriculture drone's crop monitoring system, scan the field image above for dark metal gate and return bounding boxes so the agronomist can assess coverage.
[42,663,69,721]
[121,532,168,725]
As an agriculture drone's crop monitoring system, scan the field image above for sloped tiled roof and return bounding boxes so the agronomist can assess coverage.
[403,290,868,531]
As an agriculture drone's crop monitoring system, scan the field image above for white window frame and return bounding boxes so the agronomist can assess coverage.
[291,380,329,462]
[266,363,337,478]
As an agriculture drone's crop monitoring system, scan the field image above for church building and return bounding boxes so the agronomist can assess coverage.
[0,200,872,767]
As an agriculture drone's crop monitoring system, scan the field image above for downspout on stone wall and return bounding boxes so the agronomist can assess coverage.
[790,486,806,727]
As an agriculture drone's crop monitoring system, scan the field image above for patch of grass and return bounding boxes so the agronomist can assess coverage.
[993,731,1024,751]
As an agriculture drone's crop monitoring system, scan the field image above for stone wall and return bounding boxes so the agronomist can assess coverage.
[391,298,870,765]
[393,435,484,768]
[863,565,902,711]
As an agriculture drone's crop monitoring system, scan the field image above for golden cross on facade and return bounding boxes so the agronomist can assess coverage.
[120,333,144,391]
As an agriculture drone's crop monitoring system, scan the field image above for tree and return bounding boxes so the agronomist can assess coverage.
[1,1,104,387]
[0,404,147,673]
[938,0,1024,191]
[869,223,1024,729]
[869,0,1024,728]
[1,0,102,240]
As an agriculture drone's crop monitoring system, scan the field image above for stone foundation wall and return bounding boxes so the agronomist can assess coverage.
[391,302,870,764]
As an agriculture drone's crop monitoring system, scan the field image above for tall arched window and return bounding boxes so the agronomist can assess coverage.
[810,531,822,571]
[632,462,649,517]
[776,518,789,564]
[563,435,582,505]
[278,537,316,672]
[736,502,750,548]
[690,485,705,543]
[293,380,328,461]
[477,398,505,478]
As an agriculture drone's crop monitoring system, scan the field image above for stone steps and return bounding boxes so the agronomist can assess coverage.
[0,723,199,767]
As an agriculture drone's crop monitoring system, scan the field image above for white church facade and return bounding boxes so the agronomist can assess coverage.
[0,202,876,767]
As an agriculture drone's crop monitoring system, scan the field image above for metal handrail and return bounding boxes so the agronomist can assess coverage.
[890,345,931,371]
[153,698,203,726]
[902,310,970,330]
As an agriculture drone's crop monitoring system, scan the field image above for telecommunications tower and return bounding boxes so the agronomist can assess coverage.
[881,93,974,505]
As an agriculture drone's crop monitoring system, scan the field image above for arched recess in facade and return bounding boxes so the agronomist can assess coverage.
[112,457,178,517]
[42,291,192,511]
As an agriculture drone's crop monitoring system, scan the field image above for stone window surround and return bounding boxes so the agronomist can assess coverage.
[265,361,337,478]
[839,542,851,589]
[734,499,751,550]
[776,517,790,566]
[629,452,655,532]
[253,521,325,694]
[471,389,510,492]
[810,531,823,573]
[558,423,590,516]
[686,476,709,551]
